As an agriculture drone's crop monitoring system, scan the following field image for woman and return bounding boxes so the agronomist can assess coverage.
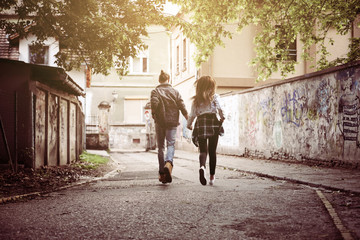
[187,76,225,185]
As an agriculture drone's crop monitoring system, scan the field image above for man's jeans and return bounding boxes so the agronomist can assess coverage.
[156,124,177,173]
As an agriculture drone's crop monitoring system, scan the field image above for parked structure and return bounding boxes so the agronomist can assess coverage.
[0,59,84,169]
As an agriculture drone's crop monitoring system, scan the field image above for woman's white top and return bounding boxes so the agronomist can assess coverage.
[187,94,225,129]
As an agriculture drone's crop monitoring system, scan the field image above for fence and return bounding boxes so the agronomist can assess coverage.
[86,115,99,134]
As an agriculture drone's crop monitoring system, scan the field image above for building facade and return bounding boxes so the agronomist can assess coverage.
[86,25,171,150]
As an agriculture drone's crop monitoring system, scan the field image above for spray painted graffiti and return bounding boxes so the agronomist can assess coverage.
[218,95,238,147]
[316,79,332,121]
[258,97,275,127]
[281,90,304,127]
[337,69,360,159]
[248,107,258,146]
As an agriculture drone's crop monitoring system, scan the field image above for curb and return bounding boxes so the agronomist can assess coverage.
[169,152,360,195]
[0,177,99,205]
[221,166,360,196]
[0,161,121,205]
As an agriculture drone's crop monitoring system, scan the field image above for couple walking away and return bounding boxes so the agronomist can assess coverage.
[151,71,225,186]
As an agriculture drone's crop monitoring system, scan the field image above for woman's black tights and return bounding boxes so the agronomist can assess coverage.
[198,134,219,175]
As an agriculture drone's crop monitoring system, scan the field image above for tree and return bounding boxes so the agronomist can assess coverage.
[0,0,170,75]
[170,0,360,81]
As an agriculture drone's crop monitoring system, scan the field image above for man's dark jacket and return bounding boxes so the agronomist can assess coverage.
[150,83,188,127]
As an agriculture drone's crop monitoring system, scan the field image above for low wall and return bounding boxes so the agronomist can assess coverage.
[218,61,360,167]
[86,133,109,150]
[109,124,147,150]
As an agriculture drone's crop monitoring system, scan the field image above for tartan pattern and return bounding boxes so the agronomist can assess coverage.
[192,113,223,147]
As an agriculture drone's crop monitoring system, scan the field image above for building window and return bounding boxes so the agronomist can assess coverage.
[29,45,49,65]
[176,45,180,75]
[129,49,149,74]
[287,40,297,61]
[182,38,187,71]
[142,57,148,72]
[124,98,147,123]
[132,57,142,73]
[130,56,148,73]
[275,25,297,62]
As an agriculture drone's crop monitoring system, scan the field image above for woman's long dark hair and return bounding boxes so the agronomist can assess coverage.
[192,76,216,106]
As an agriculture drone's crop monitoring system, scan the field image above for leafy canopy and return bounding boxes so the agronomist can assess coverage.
[0,0,170,75]
[170,0,360,81]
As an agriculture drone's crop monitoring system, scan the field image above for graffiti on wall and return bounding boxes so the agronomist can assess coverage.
[258,97,275,128]
[219,95,239,147]
[316,79,333,121]
[337,69,360,159]
[281,89,305,127]
[35,90,46,168]
[248,107,258,145]
[217,63,360,163]
[48,94,59,166]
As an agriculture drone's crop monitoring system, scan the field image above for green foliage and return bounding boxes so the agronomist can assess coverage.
[78,151,109,169]
[0,0,170,75]
[171,0,360,81]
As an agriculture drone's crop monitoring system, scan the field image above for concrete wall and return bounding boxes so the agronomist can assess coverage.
[217,61,360,167]
[109,125,146,150]
[86,133,109,150]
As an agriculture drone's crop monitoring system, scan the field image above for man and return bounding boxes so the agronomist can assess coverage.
[151,70,188,183]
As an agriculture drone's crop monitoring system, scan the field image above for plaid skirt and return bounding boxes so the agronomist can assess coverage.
[192,113,224,147]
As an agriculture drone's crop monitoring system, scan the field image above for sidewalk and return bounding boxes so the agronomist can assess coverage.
[172,150,360,194]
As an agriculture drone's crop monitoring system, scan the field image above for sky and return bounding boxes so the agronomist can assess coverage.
[162,1,180,16]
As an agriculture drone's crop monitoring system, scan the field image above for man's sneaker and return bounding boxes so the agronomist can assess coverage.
[164,161,173,183]
[159,173,166,184]
[199,166,207,185]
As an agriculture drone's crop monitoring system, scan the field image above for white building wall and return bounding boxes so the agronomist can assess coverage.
[19,33,59,66]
